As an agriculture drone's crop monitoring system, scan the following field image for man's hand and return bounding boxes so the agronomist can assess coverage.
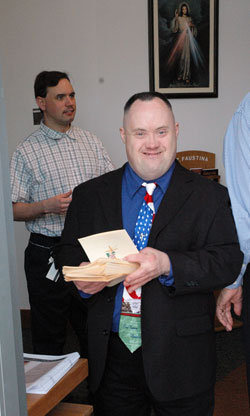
[123,247,171,293]
[13,190,73,221]
[74,262,108,294]
[43,190,72,214]
[216,286,243,331]
[74,281,108,294]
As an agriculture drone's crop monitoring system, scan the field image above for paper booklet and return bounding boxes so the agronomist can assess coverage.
[63,229,139,287]
[24,351,80,394]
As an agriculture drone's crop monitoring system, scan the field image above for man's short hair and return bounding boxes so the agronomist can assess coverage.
[34,71,70,98]
[124,91,172,114]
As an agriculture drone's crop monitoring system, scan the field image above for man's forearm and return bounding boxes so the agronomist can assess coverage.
[12,201,46,221]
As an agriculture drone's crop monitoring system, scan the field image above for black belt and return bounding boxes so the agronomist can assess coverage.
[29,233,60,247]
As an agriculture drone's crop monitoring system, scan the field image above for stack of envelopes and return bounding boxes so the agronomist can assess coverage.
[63,258,139,287]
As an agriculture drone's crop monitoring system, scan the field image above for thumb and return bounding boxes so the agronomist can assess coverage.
[233,301,242,317]
[62,190,72,198]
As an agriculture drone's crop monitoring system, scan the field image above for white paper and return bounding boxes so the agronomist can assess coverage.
[24,351,80,394]
[78,229,138,262]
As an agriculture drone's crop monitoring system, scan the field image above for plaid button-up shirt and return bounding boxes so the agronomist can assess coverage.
[10,122,114,236]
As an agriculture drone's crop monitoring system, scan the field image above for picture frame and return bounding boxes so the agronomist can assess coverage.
[148,0,218,98]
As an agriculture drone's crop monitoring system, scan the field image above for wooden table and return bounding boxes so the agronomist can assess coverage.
[27,358,92,416]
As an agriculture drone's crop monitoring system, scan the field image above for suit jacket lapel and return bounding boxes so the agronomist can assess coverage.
[95,162,195,244]
[149,162,195,244]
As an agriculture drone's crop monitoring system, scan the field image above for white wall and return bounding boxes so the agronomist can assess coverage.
[0,0,249,308]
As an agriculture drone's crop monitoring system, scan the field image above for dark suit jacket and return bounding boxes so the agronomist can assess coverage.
[56,161,243,401]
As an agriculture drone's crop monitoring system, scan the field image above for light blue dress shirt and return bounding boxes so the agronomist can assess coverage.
[223,92,250,288]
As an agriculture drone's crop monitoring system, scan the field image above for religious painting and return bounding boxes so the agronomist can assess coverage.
[148,0,218,98]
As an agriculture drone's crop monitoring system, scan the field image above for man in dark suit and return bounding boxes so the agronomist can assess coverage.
[55,92,242,416]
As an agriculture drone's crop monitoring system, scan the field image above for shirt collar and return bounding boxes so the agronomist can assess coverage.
[40,120,76,140]
[124,161,176,199]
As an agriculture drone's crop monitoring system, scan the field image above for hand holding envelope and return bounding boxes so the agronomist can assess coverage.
[62,230,139,287]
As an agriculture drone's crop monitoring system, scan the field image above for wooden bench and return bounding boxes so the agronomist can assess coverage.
[47,402,93,416]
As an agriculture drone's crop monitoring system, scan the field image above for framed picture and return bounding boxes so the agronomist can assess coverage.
[148,0,218,98]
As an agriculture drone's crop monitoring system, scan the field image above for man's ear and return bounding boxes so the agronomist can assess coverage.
[175,122,179,138]
[120,127,126,144]
[36,96,46,112]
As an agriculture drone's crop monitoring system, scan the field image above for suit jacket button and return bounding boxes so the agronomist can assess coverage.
[102,329,109,336]
[107,297,113,303]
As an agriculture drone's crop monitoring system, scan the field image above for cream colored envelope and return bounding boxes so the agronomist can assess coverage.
[63,230,139,287]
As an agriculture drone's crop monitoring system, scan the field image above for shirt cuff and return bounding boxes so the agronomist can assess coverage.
[158,262,174,286]
[226,263,247,289]
[78,290,92,299]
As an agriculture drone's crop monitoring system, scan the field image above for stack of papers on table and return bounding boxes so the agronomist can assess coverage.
[63,230,139,287]
[24,351,80,394]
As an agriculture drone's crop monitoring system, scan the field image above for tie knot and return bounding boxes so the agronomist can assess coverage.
[142,182,157,196]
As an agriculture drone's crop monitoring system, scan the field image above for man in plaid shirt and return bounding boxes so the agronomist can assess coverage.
[10,70,114,356]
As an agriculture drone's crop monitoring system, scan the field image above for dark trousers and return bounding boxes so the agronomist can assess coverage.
[93,332,214,416]
[243,264,250,404]
[24,233,88,356]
